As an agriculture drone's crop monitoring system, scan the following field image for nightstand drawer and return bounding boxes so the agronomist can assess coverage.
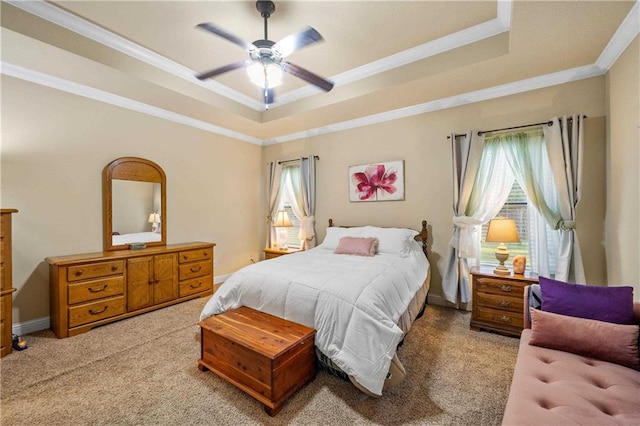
[475,292,523,313]
[476,306,524,329]
[475,277,525,298]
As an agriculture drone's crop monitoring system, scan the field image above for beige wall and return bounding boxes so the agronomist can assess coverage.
[1,75,263,324]
[264,77,608,305]
[605,36,640,301]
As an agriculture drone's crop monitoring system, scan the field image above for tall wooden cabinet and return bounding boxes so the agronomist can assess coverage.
[47,242,214,338]
[1,209,18,357]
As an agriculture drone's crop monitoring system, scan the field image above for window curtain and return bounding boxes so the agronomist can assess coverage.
[488,130,561,277]
[266,161,283,249]
[543,114,585,282]
[298,156,317,249]
[442,131,490,304]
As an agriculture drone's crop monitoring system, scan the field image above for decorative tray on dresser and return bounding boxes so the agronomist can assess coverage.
[470,268,539,337]
[46,242,215,338]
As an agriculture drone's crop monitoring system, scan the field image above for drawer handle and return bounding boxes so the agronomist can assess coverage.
[498,315,512,323]
[75,270,84,276]
[111,265,119,271]
[203,252,209,257]
[88,284,108,293]
[498,301,513,308]
[89,306,108,315]
[500,285,513,292]
[190,282,203,289]
[190,266,202,273]
[183,255,188,260]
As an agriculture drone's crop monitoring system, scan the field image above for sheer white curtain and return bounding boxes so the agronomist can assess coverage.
[442,131,513,304]
[278,156,317,250]
[543,114,585,282]
[266,161,283,248]
[489,130,561,277]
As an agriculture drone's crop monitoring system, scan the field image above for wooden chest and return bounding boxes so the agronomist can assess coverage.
[198,306,316,416]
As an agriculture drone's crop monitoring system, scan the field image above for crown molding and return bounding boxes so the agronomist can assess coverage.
[3,1,637,146]
[0,61,264,145]
[6,0,264,110]
[596,0,639,70]
[8,0,512,111]
[263,64,605,145]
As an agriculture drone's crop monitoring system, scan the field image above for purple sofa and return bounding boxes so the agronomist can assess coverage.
[502,286,640,425]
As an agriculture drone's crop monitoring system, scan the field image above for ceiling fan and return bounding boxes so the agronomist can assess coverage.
[195,0,334,107]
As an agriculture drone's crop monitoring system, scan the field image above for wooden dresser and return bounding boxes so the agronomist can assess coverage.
[470,268,538,337]
[47,242,214,338]
[1,209,18,357]
[263,247,300,260]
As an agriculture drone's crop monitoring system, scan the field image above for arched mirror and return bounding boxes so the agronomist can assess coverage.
[103,157,167,251]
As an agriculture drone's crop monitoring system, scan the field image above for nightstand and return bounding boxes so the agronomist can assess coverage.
[470,268,538,337]
[263,247,300,260]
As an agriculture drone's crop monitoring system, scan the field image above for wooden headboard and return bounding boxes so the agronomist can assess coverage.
[328,218,428,257]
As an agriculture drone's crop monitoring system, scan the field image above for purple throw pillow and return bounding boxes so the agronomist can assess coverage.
[539,276,635,325]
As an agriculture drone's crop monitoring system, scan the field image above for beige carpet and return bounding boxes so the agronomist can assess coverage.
[0,298,519,425]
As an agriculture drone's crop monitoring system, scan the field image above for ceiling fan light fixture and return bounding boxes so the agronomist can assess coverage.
[247,62,283,88]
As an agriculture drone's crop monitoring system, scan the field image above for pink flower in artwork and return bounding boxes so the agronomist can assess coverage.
[352,164,398,200]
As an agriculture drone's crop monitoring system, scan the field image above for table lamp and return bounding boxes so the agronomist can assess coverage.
[273,210,293,249]
[485,217,520,276]
[148,212,161,232]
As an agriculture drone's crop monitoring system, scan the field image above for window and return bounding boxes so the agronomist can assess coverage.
[477,130,560,276]
[277,188,301,249]
[480,180,529,267]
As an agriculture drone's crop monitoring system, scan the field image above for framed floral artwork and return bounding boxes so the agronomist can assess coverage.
[349,160,405,202]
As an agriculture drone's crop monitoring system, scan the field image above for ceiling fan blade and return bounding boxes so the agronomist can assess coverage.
[273,26,324,58]
[282,62,334,92]
[196,60,251,80]
[196,22,254,51]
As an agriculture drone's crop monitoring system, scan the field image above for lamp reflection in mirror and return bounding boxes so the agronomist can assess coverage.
[485,217,520,276]
[272,210,293,249]
[148,212,161,233]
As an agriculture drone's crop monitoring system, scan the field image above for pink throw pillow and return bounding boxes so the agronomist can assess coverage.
[529,308,640,370]
[334,237,378,257]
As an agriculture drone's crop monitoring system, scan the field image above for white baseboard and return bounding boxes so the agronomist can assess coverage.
[214,274,231,284]
[13,317,50,336]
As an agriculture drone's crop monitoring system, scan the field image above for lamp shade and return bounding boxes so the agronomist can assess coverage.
[148,213,161,224]
[273,210,293,228]
[485,217,520,243]
[247,62,283,89]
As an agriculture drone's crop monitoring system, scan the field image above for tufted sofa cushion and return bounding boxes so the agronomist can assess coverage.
[502,329,640,425]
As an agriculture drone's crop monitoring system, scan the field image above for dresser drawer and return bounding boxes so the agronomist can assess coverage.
[179,248,213,264]
[475,292,523,313]
[68,296,126,328]
[179,261,212,281]
[67,261,124,282]
[475,277,525,298]
[68,277,125,305]
[476,306,524,329]
[179,275,212,297]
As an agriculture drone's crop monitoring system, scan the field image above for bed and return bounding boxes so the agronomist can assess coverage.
[111,231,161,246]
[200,219,430,397]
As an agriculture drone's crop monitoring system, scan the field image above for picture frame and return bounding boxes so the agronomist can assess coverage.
[349,160,405,202]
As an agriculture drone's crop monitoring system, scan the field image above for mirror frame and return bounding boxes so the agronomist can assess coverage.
[103,157,167,251]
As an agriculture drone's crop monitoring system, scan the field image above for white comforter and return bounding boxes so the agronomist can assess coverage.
[200,241,429,396]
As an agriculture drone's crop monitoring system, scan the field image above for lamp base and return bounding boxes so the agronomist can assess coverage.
[493,264,511,276]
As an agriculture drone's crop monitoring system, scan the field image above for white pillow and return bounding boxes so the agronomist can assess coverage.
[319,226,368,250]
[361,226,418,257]
[320,225,418,257]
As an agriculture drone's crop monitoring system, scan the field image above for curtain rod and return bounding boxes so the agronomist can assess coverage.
[277,155,319,165]
[447,115,587,139]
